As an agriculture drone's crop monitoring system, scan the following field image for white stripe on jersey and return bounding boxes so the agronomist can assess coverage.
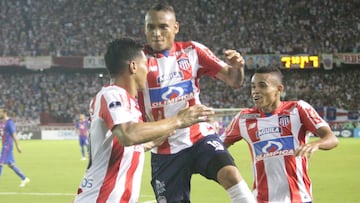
[142,41,223,154]
[223,100,328,203]
[74,85,144,203]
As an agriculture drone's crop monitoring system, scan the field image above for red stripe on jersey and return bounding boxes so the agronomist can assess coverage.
[137,92,147,121]
[298,102,320,134]
[190,123,202,143]
[284,155,301,202]
[302,158,312,200]
[157,140,171,154]
[96,138,124,203]
[120,150,141,203]
[155,109,171,154]
[195,45,223,77]
[298,126,308,146]
[146,57,160,88]
[99,95,115,130]
[255,161,269,202]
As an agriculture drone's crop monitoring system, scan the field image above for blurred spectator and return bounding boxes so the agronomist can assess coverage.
[0,0,359,56]
[0,67,358,123]
[0,0,358,123]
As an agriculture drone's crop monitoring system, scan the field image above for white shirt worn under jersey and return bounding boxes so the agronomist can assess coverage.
[138,41,225,154]
[221,100,330,203]
[74,85,145,203]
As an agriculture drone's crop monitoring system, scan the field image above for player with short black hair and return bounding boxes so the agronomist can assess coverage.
[73,37,214,203]
[138,2,255,203]
[221,66,339,202]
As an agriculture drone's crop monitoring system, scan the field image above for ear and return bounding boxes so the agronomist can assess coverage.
[174,21,179,34]
[129,61,137,74]
[278,84,284,93]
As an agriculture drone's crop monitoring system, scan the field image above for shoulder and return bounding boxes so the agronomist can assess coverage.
[238,108,261,119]
[101,85,127,96]
[174,41,208,51]
[98,86,132,106]
[240,107,260,115]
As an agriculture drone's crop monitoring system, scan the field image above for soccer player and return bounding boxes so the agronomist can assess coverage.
[138,2,255,203]
[221,66,339,203]
[0,108,30,187]
[75,113,89,160]
[73,37,215,203]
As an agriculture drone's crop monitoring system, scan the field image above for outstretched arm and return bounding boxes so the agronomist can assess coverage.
[113,104,214,146]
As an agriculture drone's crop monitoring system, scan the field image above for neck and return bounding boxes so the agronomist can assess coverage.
[110,78,136,97]
[260,101,281,113]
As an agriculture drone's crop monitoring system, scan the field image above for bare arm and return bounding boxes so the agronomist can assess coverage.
[215,49,245,88]
[295,126,339,157]
[13,132,22,153]
[113,104,214,146]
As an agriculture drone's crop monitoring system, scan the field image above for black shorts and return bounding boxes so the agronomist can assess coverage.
[150,134,236,203]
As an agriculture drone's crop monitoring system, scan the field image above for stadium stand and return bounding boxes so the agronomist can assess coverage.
[0,0,359,56]
[0,0,359,130]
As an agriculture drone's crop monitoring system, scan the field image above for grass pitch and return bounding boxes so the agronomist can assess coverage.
[0,138,359,203]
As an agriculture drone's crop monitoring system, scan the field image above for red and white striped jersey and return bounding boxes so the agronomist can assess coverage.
[74,85,145,203]
[138,41,224,154]
[221,100,329,203]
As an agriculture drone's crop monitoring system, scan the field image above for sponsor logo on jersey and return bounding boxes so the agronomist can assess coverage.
[108,101,121,109]
[157,71,184,84]
[254,136,295,161]
[177,58,191,70]
[278,115,290,127]
[256,127,281,138]
[149,80,194,108]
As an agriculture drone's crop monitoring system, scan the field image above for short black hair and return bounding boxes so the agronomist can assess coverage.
[148,1,175,14]
[255,66,283,83]
[104,37,143,76]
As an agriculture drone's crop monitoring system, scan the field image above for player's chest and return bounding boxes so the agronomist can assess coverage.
[147,56,197,87]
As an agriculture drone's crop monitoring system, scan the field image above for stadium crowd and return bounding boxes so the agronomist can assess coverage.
[0,67,358,124]
[0,0,359,124]
[0,0,359,56]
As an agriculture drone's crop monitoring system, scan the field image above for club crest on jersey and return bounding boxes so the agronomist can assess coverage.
[108,101,121,109]
[254,137,295,161]
[177,58,191,70]
[149,80,194,108]
[278,115,290,127]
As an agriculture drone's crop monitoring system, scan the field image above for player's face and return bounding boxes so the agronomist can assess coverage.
[251,73,283,113]
[135,51,148,90]
[145,10,179,52]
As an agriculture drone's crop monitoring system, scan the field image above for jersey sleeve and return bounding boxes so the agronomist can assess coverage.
[297,100,330,136]
[99,89,134,131]
[221,112,243,146]
[192,41,227,77]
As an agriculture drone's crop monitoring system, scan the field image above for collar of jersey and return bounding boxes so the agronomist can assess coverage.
[145,45,174,58]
